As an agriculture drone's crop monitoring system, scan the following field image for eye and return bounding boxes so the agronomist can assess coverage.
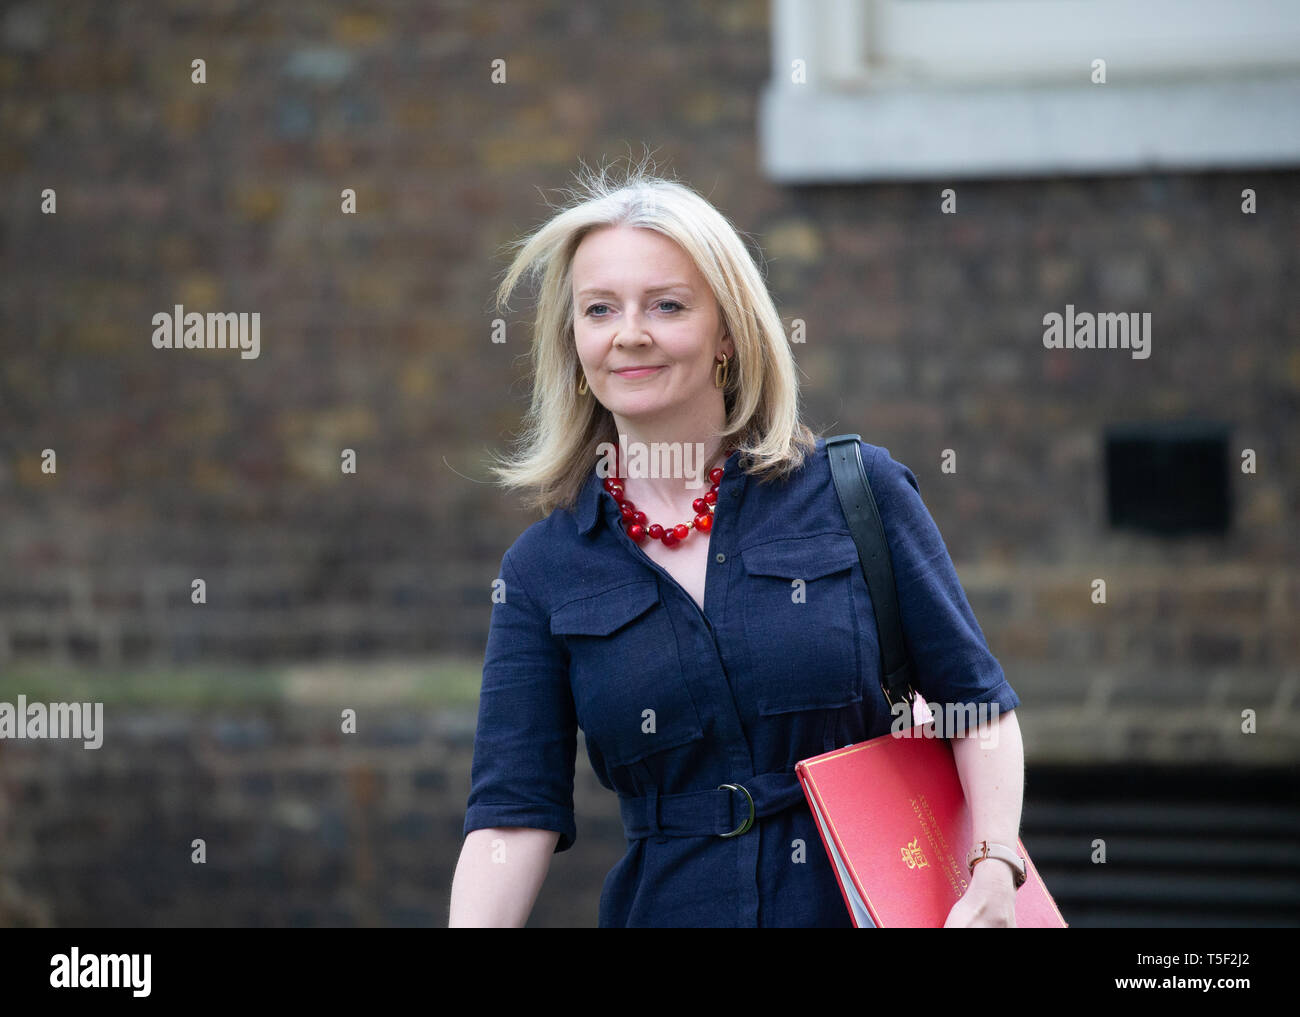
[583,300,682,317]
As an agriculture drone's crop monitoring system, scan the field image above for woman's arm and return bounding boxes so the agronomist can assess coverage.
[944,706,1025,927]
[448,827,560,927]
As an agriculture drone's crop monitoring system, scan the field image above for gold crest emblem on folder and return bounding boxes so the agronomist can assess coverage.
[901,837,929,870]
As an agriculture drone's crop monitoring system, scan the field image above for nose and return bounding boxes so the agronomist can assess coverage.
[613,309,652,347]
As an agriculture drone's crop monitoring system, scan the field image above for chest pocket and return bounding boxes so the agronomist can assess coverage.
[741,532,865,715]
[550,579,704,767]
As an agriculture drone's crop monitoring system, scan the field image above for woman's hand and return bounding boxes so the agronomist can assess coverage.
[946,707,1024,927]
[943,857,1018,927]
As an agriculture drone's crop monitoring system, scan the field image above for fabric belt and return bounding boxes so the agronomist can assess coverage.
[619,771,809,840]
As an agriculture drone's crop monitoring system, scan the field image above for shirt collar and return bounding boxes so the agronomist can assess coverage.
[574,445,748,537]
[574,465,605,536]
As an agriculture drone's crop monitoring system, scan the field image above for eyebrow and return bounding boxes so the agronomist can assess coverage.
[576,282,694,299]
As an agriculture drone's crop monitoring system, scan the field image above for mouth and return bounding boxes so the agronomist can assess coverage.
[612,366,665,378]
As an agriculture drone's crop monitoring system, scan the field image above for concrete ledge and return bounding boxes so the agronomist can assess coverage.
[760,74,1300,181]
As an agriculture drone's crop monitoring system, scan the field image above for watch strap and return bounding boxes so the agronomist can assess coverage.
[966,840,1027,889]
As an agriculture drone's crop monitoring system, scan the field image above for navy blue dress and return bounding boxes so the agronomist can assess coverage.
[462,436,1020,927]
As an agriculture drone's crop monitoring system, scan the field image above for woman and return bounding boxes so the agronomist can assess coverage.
[449,164,1025,927]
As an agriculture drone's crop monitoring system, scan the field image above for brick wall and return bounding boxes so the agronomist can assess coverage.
[1,698,1293,927]
[2,4,1295,678]
[0,704,621,927]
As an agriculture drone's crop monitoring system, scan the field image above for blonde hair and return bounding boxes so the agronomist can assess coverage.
[488,156,817,516]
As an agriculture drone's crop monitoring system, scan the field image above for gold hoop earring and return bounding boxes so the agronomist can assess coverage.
[714,353,729,389]
[577,373,588,395]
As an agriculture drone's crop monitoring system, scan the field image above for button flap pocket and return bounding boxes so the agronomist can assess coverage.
[548,578,704,771]
[742,532,861,581]
[550,580,661,637]
[742,533,864,717]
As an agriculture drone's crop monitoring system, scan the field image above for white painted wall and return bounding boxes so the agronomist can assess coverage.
[762,0,1300,180]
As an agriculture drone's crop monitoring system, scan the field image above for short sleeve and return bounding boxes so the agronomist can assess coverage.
[462,548,579,852]
[865,444,1020,722]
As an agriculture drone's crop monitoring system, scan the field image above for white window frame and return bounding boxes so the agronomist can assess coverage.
[760,0,1300,181]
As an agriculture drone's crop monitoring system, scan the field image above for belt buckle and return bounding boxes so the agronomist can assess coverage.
[717,782,754,837]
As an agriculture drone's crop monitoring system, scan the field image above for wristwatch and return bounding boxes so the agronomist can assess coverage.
[966,840,1027,889]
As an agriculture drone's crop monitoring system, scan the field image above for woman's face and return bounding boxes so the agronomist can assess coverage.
[571,224,731,428]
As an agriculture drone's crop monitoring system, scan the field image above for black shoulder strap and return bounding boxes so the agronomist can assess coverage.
[825,434,917,724]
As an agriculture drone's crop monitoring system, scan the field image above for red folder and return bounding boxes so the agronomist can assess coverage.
[795,710,1068,928]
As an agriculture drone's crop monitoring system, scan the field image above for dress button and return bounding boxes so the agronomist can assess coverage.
[715,553,726,563]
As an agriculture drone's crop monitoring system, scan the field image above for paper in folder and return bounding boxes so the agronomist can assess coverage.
[795,721,1068,928]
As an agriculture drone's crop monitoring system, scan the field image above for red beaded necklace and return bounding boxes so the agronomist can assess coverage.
[602,447,731,547]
